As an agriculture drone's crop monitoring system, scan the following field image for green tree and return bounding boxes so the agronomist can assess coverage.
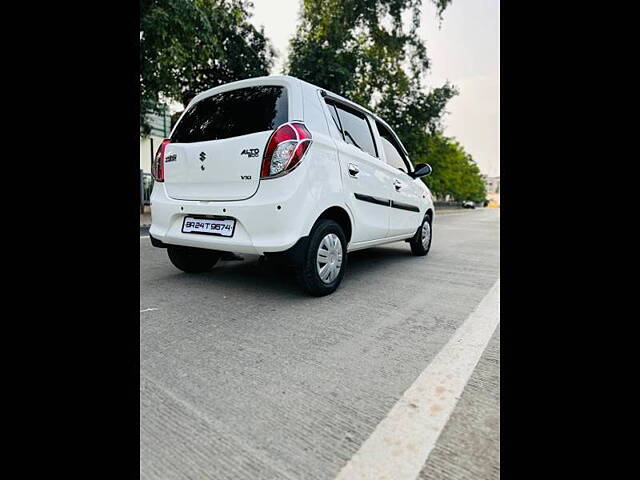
[140,0,274,133]
[422,134,486,202]
[287,0,457,156]
[287,0,489,203]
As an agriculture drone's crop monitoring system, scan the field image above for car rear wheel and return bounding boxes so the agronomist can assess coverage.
[297,219,347,296]
[409,215,432,256]
[167,246,221,273]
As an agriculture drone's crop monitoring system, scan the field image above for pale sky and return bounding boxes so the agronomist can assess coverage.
[249,0,500,177]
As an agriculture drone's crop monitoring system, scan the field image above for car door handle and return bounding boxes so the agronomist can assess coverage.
[394,179,404,190]
[348,163,360,177]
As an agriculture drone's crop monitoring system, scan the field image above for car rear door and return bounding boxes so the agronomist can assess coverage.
[374,121,423,236]
[323,99,393,243]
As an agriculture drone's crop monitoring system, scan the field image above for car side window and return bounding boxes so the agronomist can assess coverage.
[376,121,411,173]
[326,100,378,158]
[381,137,408,173]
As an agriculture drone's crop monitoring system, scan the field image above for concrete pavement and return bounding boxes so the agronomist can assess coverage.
[418,325,500,479]
[140,208,500,479]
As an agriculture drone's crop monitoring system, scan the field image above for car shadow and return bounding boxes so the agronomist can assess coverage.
[157,243,418,298]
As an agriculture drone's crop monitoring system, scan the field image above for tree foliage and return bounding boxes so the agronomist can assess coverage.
[422,134,486,202]
[287,0,456,145]
[140,0,274,133]
[287,0,487,203]
[139,0,488,200]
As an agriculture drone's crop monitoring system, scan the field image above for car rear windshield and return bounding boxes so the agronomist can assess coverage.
[170,86,288,143]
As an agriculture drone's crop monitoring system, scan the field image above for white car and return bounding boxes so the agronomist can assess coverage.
[150,75,435,295]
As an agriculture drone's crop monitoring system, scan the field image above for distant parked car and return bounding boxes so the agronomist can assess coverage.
[462,201,476,209]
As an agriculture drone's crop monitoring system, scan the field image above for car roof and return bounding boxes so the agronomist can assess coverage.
[187,75,300,108]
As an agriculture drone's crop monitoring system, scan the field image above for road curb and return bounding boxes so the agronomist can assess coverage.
[436,209,469,215]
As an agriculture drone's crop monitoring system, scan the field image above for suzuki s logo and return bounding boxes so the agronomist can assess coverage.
[199,152,206,161]
[240,148,259,158]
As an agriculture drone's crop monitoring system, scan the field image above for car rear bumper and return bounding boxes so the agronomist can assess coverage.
[148,169,317,255]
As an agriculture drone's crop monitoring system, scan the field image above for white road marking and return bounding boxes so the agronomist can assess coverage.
[140,236,149,239]
[334,279,500,480]
[140,308,158,313]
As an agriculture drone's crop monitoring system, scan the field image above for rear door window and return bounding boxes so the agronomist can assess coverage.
[171,86,288,143]
[327,100,378,158]
[326,102,343,136]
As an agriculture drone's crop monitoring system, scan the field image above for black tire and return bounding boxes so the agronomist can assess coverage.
[167,246,221,273]
[409,214,432,256]
[296,219,347,296]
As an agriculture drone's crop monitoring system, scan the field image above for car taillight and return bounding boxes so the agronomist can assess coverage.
[261,122,312,178]
[152,139,170,182]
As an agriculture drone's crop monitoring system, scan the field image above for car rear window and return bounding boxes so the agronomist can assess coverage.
[171,86,288,143]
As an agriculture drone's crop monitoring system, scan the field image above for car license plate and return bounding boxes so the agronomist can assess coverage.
[181,216,236,237]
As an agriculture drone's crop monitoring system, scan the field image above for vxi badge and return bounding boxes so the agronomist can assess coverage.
[241,148,259,158]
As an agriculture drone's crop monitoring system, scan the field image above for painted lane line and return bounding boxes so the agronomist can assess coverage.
[140,308,158,313]
[140,236,149,239]
[334,279,500,480]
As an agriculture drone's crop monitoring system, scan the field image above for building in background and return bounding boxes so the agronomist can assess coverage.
[483,175,500,206]
[140,106,172,173]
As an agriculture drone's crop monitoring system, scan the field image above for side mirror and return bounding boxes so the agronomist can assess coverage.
[410,163,432,178]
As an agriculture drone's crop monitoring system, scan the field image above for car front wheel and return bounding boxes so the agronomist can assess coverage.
[409,215,432,256]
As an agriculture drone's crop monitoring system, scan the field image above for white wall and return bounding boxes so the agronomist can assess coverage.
[140,135,165,173]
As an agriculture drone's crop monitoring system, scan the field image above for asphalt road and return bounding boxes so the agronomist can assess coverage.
[140,208,500,480]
